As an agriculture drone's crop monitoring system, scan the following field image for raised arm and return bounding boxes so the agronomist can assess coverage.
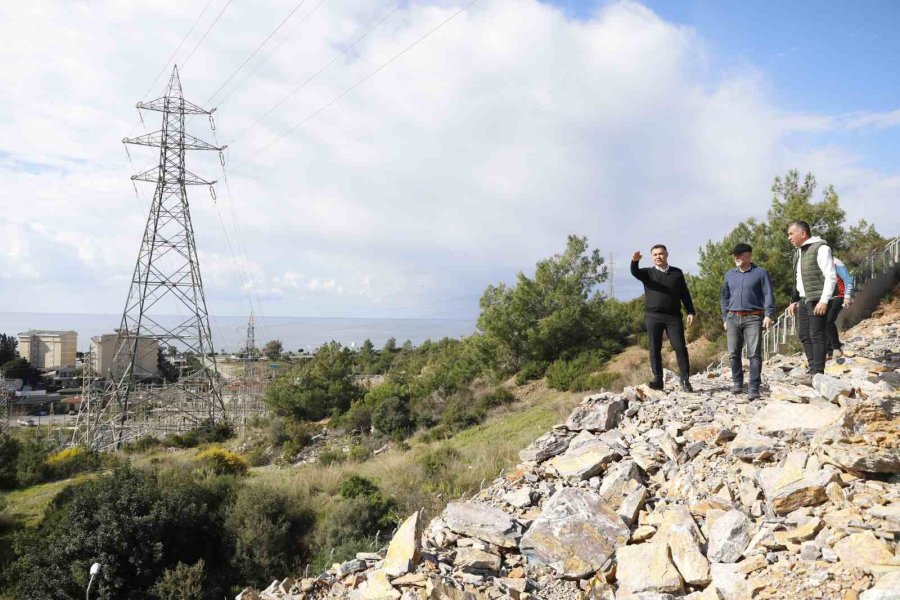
[630,251,649,283]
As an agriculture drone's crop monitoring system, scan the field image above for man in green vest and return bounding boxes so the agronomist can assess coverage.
[786,220,837,378]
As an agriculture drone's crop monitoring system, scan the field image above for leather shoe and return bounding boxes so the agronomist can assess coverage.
[748,389,761,400]
[680,379,694,393]
[647,380,664,391]
[730,383,744,394]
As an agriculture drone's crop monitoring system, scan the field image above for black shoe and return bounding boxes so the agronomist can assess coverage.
[648,380,664,391]
[730,383,744,394]
[680,379,694,393]
[748,388,761,400]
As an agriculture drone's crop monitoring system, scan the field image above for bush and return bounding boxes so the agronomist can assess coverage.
[124,435,163,454]
[418,424,452,443]
[515,361,548,385]
[584,370,621,391]
[545,350,609,392]
[43,447,100,480]
[7,465,236,599]
[371,396,412,437]
[479,386,516,410]
[315,476,397,568]
[14,437,53,487]
[317,447,345,466]
[152,560,206,600]
[0,435,20,489]
[226,484,314,587]
[165,420,233,448]
[196,447,250,476]
[417,446,461,477]
[347,444,371,462]
[440,396,485,431]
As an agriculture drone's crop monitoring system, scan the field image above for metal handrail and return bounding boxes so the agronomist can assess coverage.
[762,234,899,360]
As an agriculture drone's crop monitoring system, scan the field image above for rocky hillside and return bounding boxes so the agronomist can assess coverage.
[238,297,900,600]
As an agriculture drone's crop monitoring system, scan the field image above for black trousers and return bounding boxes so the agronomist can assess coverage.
[824,297,844,354]
[797,300,827,374]
[645,312,690,382]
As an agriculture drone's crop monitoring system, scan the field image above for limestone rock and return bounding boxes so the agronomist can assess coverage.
[813,399,900,473]
[706,509,753,563]
[565,395,625,432]
[616,543,683,594]
[833,531,898,572]
[383,511,422,577]
[453,548,501,574]
[617,483,647,527]
[728,429,779,462]
[443,502,520,548]
[546,431,619,479]
[768,381,820,403]
[599,460,642,509]
[656,508,710,586]
[757,466,840,515]
[349,570,400,600]
[519,487,629,578]
[861,570,900,600]
[503,487,534,509]
[709,562,751,600]
[751,400,841,434]
[518,431,570,463]
[812,374,855,403]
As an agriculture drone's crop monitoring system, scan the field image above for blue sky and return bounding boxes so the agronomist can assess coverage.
[0,0,897,320]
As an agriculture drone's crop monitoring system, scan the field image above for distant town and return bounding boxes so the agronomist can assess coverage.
[0,328,294,425]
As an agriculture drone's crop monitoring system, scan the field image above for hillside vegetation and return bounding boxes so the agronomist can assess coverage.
[0,170,890,599]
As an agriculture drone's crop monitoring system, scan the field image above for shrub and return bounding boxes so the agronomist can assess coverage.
[371,396,412,437]
[43,447,100,480]
[584,370,621,391]
[515,361,548,385]
[347,444,371,463]
[315,477,397,567]
[417,446,461,477]
[479,386,516,410]
[418,424,451,443]
[196,447,250,476]
[124,435,163,454]
[14,437,53,487]
[226,484,314,587]
[440,397,485,431]
[317,447,345,466]
[545,350,608,392]
[0,434,20,489]
[151,560,206,600]
[165,420,233,448]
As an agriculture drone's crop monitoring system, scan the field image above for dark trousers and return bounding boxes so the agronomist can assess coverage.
[726,313,763,392]
[824,297,844,354]
[645,312,690,382]
[797,300,827,374]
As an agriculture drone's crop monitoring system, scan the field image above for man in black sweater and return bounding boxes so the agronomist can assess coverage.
[631,244,696,392]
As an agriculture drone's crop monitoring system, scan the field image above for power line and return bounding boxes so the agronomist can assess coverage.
[227,2,402,145]
[232,0,480,170]
[203,0,312,107]
[141,0,217,100]
[181,0,236,69]
[207,0,328,111]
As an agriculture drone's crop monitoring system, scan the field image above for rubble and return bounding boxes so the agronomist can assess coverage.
[239,297,900,599]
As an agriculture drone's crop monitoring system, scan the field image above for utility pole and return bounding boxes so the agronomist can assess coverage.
[607,253,615,299]
[77,66,226,449]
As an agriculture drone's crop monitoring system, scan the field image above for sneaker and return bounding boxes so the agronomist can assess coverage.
[648,380,664,391]
[730,383,744,394]
[680,379,694,393]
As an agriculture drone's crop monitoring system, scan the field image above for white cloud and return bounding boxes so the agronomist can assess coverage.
[0,0,897,319]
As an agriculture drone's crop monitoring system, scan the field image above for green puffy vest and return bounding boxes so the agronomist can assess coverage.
[796,240,826,301]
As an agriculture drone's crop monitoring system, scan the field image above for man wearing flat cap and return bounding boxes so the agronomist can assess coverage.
[721,243,775,400]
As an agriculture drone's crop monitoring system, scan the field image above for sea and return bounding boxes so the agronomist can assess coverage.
[0,312,477,353]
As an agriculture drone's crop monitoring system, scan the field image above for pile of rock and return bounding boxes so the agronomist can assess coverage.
[239,299,900,600]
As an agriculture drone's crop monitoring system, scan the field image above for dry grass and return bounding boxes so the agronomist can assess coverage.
[248,381,581,521]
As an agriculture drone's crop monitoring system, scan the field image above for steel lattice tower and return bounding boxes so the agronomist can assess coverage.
[77,67,226,449]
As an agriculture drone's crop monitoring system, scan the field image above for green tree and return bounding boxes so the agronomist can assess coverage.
[265,342,363,421]
[477,235,625,371]
[690,170,881,339]
[0,358,38,384]
[356,339,378,375]
[263,340,283,361]
[0,434,20,489]
[0,334,17,365]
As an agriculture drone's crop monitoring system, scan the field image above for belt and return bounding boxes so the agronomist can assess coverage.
[728,310,764,316]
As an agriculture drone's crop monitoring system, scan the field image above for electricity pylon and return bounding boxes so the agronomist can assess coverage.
[77,66,226,449]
